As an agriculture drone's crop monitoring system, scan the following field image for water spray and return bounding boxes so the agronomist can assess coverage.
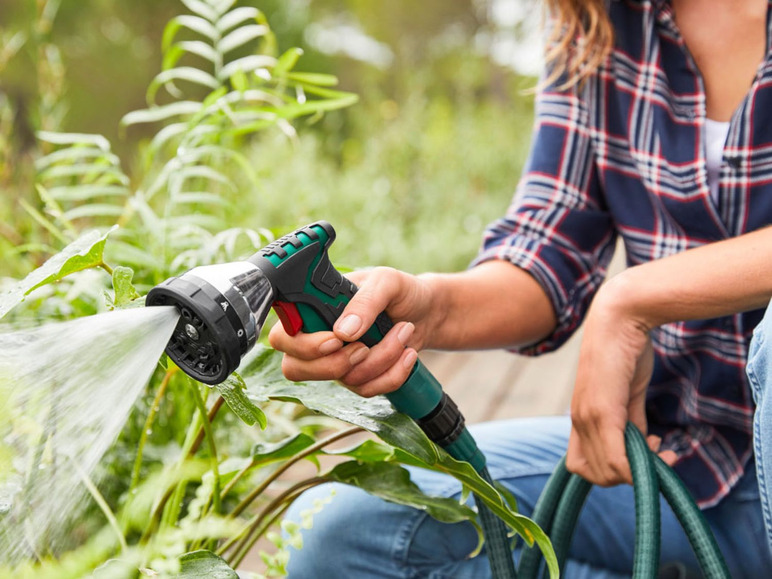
[147,221,517,578]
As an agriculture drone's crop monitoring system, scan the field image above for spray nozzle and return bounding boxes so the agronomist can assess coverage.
[147,262,274,384]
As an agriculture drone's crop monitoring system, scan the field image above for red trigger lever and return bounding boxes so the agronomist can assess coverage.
[273,301,304,336]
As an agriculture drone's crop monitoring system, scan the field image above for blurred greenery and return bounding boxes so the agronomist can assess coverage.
[0,0,537,274]
[0,0,541,575]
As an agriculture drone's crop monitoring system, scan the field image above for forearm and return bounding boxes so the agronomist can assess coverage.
[418,260,557,350]
[598,227,772,329]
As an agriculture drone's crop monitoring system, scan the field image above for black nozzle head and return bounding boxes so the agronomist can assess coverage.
[147,275,246,385]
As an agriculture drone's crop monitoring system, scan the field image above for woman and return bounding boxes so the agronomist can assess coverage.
[271,0,772,576]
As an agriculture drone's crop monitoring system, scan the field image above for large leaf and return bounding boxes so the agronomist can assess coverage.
[240,347,557,577]
[177,550,237,578]
[251,432,316,464]
[0,227,116,319]
[325,461,478,526]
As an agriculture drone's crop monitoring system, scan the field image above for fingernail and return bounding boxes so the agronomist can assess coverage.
[397,322,414,345]
[349,345,369,366]
[319,338,342,355]
[403,349,418,369]
[337,315,362,339]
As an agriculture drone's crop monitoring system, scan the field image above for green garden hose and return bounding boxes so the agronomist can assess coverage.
[517,423,730,578]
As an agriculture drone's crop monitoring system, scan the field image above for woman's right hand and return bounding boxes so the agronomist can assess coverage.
[267,266,438,398]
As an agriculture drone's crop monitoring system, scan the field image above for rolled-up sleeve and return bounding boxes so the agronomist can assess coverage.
[472,83,616,355]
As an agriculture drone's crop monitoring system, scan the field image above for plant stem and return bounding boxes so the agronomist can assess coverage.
[230,426,363,518]
[190,383,221,515]
[141,408,203,543]
[224,478,325,567]
[130,368,175,493]
[71,457,128,553]
[219,456,256,501]
[98,260,114,276]
[189,395,225,457]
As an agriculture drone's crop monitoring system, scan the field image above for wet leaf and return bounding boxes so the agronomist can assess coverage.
[326,438,395,463]
[0,227,116,319]
[177,550,237,578]
[215,373,266,428]
[111,266,140,307]
[251,432,316,464]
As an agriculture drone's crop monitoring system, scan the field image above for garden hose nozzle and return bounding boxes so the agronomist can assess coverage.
[147,221,484,470]
[145,262,275,384]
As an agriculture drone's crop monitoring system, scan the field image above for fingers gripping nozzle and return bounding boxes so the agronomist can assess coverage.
[146,262,274,385]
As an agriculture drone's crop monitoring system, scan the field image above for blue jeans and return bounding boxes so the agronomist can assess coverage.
[748,298,772,557]
[284,416,770,578]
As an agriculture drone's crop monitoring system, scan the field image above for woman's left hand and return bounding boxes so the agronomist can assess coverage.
[566,276,677,486]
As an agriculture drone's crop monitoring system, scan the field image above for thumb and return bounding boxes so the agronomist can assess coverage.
[333,268,400,341]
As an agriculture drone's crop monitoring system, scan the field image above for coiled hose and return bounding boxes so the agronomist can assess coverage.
[515,422,730,578]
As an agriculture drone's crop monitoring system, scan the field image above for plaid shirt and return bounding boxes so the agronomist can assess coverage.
[474,0,772,507]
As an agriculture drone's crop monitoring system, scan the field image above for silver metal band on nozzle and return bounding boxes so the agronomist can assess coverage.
[146,262,274,385]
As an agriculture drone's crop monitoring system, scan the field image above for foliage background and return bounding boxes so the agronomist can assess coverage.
[0,0,539,276]
[0,0,543,576]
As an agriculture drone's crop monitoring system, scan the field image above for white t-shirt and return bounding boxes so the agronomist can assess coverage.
[704,118,730,204]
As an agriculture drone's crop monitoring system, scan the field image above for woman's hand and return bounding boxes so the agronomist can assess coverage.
[268,267,437,398]
[566,275,677,486]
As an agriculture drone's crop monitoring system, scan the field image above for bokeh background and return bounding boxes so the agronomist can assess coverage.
[0,0,543,276]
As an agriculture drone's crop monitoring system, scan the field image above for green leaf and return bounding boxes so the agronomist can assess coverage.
[215,373,266,428]
[36,131,111,151]
[179,0,218,22]
[39,163,129,185]
[326,438,396,463]
[35,147,120,171]
[47,184,129,202]
[62,204,125,221]
[0,227,116,319]
[163,41,219,71]
[218,55,275,82]
[325,461,477,526]
[216,24,268,54]
[273,47,303,75]
[251,432,316,464]
[121,101,202,126]
[163,16,218,52]
[147,67,220,104]
[215,6,259,33]
[175,192,230,207]
[286,72,339,87]
[112,265,140,307]
[177,550,237,578]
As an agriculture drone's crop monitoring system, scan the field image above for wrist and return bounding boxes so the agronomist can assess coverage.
[415,272,452,349]
[594,268,657,331]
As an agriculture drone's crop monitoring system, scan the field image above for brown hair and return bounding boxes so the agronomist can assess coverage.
[543,0,614,90]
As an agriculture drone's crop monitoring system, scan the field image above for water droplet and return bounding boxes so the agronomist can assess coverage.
[146,429,153,436]
[0,501,12,514]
